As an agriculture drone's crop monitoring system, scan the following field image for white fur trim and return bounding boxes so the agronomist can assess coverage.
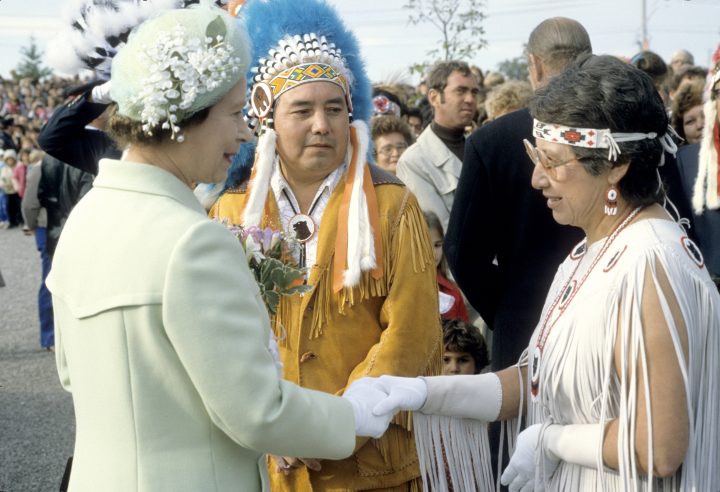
[193,182,224,211]
[342,120,375,288]
[693,99,720,214]
[243,128,277,227]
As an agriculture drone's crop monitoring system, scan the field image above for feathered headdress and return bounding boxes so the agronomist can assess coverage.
[693,65,720,214]
[227,0,379,291]
[46,0,230,78]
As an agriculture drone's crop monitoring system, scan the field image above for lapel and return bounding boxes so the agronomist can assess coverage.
[418,126,463,179]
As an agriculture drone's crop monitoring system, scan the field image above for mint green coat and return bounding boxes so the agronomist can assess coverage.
[46,160,355,492]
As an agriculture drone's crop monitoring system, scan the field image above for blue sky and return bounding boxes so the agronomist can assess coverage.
[0,0,718,83]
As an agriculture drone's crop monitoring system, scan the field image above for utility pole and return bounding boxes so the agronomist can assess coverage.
[641,0,649,49]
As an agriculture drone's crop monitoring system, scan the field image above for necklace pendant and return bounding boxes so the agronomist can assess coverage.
[288,213,316,243]
[530,345,542,401]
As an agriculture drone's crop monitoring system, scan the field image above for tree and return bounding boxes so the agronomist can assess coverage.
[404,0,486,74]
[13,37,52,82]
[497,55,528,81]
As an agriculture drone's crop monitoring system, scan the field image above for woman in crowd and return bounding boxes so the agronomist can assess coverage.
[484,80,533,122]
[671,79,705,145]
[45,5,389,491]
[371,114,414,174]
[360,55,720,491]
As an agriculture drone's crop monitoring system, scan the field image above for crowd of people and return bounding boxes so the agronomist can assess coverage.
[1,0,719,491]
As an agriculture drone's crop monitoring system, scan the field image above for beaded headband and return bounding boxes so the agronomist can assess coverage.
[532,119,678,161]
[251,62,350,119]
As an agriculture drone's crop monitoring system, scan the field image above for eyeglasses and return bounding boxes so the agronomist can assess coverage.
[377,143,408,156]
[523,139,577,178]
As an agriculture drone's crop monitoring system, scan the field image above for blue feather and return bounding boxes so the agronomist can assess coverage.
[224,0,372,189]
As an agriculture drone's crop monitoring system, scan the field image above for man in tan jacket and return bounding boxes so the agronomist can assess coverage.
[211,0,443,490]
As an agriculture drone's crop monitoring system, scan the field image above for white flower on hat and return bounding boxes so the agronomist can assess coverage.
[131,18,242,142]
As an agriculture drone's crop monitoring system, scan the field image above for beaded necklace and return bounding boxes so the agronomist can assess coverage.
[530,205,643,401]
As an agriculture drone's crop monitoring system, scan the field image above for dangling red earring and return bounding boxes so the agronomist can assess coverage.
[604,186,618,216]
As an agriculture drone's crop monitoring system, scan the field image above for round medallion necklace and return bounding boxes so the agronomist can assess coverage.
[530,205,643,401]
[282,189,321,269]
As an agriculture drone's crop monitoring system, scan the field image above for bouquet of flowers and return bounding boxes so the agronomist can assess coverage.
[224,223,312,315]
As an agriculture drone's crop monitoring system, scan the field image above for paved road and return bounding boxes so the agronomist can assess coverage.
[0,228,74,492]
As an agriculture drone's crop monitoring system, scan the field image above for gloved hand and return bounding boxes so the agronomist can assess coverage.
[342,378,395,438]
[370,375,428,416]
[90,80,113,104]
[500,423,560,492]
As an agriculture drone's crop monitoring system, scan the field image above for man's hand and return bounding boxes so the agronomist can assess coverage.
[342,378,395,438]
[90,80,112,104]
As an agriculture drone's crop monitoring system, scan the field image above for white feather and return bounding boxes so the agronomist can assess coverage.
[243,129,277,227]
[693,99,720,214]
[47,0,184,76]
[343,120,375,288]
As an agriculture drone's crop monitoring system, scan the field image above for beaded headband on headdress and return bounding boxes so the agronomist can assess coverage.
[532,119,678,162]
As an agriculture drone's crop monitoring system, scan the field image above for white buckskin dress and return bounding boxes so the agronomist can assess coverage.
[526,217,720,491]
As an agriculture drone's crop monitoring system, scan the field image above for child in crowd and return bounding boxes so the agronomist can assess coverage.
[424,211,469,322]
[442,318,489,375]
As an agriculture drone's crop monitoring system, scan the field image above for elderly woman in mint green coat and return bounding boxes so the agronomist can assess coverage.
[46,5,388,491]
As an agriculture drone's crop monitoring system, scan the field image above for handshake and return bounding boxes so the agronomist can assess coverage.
[341,376,427,438]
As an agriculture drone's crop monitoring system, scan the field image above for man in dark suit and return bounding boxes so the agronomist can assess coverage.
[445,17,591,372]
[37,81,120,176]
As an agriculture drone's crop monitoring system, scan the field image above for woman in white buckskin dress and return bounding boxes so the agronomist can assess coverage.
[355,54,720,492]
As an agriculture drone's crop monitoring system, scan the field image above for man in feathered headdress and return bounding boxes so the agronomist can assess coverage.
[676,62,720,288]
[210,0,442,489]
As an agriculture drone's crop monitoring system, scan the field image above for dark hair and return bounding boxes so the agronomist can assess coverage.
[670,79,705,142]
[630,50,669,95]
[371,115,414,146]
[426,60,474,93]
[442,319,489,373]
[527,17,592,73]
[530,54,669,207]
[107,104,210,147]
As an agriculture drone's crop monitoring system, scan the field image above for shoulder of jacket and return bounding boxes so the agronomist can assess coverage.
[369,164,404,187]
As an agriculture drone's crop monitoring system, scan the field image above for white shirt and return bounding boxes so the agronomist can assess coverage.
[270,157,346,273]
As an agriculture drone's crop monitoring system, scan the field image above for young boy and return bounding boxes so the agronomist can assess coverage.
[442,318,489,375]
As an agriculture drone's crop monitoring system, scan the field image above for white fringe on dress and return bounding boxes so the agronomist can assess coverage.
[412,413,494,491]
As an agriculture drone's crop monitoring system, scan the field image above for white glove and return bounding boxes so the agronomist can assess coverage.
[342,379,394,438]
[370,375,428,416]
[90,80,113,104]
[500,424,560,492]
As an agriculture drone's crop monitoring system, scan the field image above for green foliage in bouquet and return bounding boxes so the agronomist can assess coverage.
[224,223,312,315]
